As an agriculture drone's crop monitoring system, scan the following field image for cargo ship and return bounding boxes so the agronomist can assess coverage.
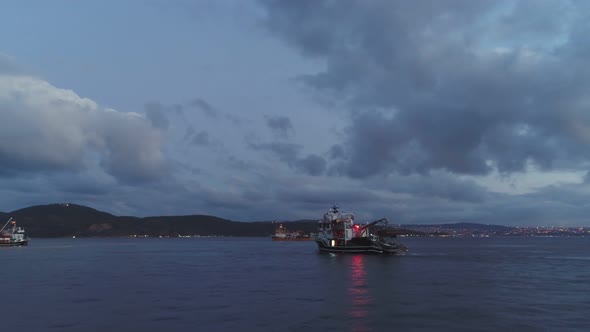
[271,224,314,241]
[315,205,407,255]
[0,218,29,247]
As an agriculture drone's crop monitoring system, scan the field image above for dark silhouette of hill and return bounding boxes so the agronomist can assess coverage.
[2,204,321,238]
[8,204,118,237]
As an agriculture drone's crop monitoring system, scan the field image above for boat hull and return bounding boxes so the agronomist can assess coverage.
[0,240,28,247]
[315,240,407,255]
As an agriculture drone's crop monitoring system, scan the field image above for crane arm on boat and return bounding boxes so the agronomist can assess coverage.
[0,217,13,233]
[358,218,388,231]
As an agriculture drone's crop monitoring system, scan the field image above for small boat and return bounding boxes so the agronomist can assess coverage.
[271,223,314,241]
[0,218,29,247]
[315,205,407,255]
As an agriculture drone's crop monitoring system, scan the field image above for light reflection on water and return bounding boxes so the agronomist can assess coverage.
[349,255,373,331]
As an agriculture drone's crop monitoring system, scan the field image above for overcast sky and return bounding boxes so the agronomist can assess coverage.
[2,0,590,225]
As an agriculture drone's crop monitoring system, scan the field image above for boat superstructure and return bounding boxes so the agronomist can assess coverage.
[315,205,407,254]
[0,218,29,247]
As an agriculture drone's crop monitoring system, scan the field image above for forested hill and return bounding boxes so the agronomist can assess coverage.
[1,204,319,238]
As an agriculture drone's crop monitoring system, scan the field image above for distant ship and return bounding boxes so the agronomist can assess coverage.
[0,218,29,247]
[271,224,314,241]
[315,205,407,255]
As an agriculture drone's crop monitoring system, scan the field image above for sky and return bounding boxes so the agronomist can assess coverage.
[2,0,590,225]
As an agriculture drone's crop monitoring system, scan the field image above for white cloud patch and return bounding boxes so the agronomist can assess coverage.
[0,71,166,183]
[466,162,587,195]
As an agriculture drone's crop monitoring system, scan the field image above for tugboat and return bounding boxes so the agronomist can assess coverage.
[0,218,29,247]
[315,205,407,255]
[271,223,314,241]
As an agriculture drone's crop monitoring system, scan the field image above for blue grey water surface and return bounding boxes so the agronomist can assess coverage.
[2,237,590,331]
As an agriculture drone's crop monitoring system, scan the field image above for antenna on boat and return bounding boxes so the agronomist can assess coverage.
[0,217,13,233]
[331,204,339,213]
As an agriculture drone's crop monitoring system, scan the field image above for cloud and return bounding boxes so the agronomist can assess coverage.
[265,115,294,138]
[250,142,300,163]
[0,66,166,183]
[250,142,326,176]
[295,154,326,176]
[328,144,345,159]
[191,130,211,146]
[0,53,25,75]
[188,98,218,118]
[144,101,170,129]
[275,184,379,206]
[346,170,489,204]
[260,0,590,178]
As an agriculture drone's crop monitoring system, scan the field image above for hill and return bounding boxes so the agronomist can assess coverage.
[9,204,117,237]
[2,204,321,238]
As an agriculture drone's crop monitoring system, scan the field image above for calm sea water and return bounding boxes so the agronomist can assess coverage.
[2,237,590,331]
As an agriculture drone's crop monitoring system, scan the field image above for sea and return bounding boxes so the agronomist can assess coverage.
[2,237,590,331]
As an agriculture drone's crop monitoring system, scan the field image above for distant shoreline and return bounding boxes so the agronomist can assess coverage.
[4,203,590,238]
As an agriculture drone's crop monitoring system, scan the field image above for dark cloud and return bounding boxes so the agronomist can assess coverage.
[295,154,326,176]
[329,144,345,159]
[189,98,218,118]
[265,115,294,138]
[144,101,169,129]
[376,171,488,203]
[226,156,253,171]
[170,104,184,114]
[98,116,167,184]
[191,131,211,146]
[250,142,326,176]
[198,188,252,209]
[250,142,301,164]
[260,0,590,178]
[275,185,379,206]
[54,177,113,195]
